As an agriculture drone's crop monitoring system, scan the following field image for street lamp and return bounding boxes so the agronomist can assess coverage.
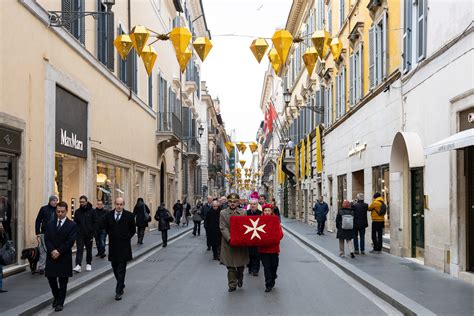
[283,89,291,105]
[198,125,204,138]
[48,0,115,27]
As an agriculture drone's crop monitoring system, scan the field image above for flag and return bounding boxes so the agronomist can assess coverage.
[230,215,282,247]
[267,101,278,133]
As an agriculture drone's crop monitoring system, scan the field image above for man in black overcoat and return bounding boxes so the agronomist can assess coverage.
[44,201,78,312]
[102,197,136,301]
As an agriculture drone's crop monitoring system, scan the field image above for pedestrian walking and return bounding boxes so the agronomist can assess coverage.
[258,204,283,293]
[368,192,385,254]
[192,202,203,236]
[313,196,329,235]
[35,195,58,274]
[73,196,97,273]
[336,200,355,258]
[94,200,108,258]
[102,197,136,301]
[352,193,368,255]
[220,193,249,292]
[206,201,222,260]
[201,196,213,250]
[0,223,8,293]
[154,203,173,247]
[133,198,151,245]
[183,199,191,227]
[44,201,78,312]
[219,196,229,210]
[173,200,183,226]
[246,198,262,276]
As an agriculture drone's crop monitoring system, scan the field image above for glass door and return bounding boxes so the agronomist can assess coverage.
[411,168,425,259]
[0,153,17,264]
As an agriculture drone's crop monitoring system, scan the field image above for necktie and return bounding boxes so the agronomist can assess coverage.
[57,220,61,229]
[115,213,120,222]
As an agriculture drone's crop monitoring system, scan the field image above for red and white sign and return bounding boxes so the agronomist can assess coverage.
[230,215,282,247]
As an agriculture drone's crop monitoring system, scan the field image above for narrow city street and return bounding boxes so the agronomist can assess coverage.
[35,231,398,316]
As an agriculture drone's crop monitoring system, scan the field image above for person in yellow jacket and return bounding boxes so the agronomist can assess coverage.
[368,193,385,254]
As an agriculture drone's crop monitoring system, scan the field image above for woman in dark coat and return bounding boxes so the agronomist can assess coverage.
[154,203,172,247]
[205,201,222,260]
[336,200,355,258]
[133,198,151,245]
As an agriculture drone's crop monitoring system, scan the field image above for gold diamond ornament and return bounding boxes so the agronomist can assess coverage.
[249,142,258,153]
[311,30,332,59]
[236,142,247,154]
[130,25,150,57]
[268,48,282,74]
[330,37,343,61]
[141,45,158,76]
[302,47,318,76]
[114,34,133,60]
[170,27,192,59]
[178,48,192,73]
[250,38,269,63]
[193,37,213,62]
[271,30,293,65]
[239,160,246,168]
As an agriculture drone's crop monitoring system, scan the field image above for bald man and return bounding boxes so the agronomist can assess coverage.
[102,197,136,301]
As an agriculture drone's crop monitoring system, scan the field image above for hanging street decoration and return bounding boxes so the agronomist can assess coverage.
[114,34,133,60]
[239,159,246,168]
[178,47,193,73]
[330,37,343,61]
[250,38,269,63]
[249,142,258,153]
[225,141,235,154]
[312,29,332,59]
[193,37,213,62]
[302,47,318,76]
[141,45,158,76]
[271,30,293,66]
[236,142,247,154]
[129,25,150,57]
[268,48,282,74]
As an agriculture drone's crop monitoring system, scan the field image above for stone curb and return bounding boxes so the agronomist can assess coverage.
[3,227,193,316]
[282,224,435,316]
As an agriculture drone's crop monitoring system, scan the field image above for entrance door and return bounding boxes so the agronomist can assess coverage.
[0,153,17,264]
[411,168,425,258]
[466,146,474,271]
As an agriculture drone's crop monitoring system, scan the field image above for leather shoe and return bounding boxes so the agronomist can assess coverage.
[54,305,63,312]
[237,280,243,288]
[0,289,8,293]
[115,294,122,301]
[265,287,272,293]
[52,298,58,308]
[228,287,236,292]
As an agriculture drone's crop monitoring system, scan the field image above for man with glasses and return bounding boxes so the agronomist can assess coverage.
[102,197,136,301]
[219,193,249,292]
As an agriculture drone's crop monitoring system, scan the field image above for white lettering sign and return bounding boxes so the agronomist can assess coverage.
[348,141,367,158]
[60,128,84,151]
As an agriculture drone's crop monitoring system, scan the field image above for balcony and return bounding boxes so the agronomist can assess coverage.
[184,138,201,160]
[156,112,182,151]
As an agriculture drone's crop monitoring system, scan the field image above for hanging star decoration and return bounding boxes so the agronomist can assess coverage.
[243,218,267,240]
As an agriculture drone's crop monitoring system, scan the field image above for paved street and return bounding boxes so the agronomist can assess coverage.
[35,231,397,316]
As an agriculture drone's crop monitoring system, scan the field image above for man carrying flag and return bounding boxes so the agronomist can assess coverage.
[219,193,249,292]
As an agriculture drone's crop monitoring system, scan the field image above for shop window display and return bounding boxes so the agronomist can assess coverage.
[96,162,129,210]
[372,164,390,241]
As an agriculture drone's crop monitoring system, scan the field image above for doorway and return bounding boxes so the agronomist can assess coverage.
[466,146,474,271]
[352,170,364,200]
[0,154,17,261]
[411,168,425,259]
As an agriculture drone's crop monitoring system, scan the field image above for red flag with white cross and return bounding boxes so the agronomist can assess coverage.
[229,215,282,247]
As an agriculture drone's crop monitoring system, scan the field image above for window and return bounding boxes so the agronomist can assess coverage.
[118,25,137,93]
[337,174,347,210]
[315,88,324,124]
[369,13,387,89]
[416,0,427,61]
[148,73,153,108]
[317,0,325,30]
[402,0,413,72]
[62,0,85,44]
[97,0,114,70]
[350,46,363,106]
[324,85,333,126]
[336,67,346,118]
[158,74,168,113]
[328,6,333,35]
[339,0,345,28]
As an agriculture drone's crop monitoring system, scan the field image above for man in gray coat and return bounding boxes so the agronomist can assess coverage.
[219,193,249,292]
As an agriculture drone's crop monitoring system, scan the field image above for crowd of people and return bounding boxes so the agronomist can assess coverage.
[313,192,387,258]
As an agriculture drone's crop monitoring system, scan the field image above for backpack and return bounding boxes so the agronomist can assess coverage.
[341,214,354,230]
[378,202,387,216]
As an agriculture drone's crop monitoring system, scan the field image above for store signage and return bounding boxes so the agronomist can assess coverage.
[55,86,88,158]
[348,141,367,158]
[0,126,21,154]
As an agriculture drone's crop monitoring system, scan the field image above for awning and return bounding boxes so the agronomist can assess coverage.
[424,129,474,156]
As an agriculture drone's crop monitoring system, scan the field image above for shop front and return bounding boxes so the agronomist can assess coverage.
[54,86,88,215]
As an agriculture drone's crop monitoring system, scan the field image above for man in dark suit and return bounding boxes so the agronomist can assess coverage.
[44,201,77,312]
[103,197,136,301]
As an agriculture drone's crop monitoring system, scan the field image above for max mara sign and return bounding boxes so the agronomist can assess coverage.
[55,86,88,158]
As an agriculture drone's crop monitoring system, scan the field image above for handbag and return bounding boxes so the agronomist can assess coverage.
[0,240,16,265]
[166,211,174,222]
[143,205,151,222]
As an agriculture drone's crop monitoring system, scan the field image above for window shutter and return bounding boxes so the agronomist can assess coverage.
[328,85,333,124]
[62,0,73,34]
[107,12,115,71]
[328,7,332,35]
[339,0,344,27]
[349,54,354,106]
[403,0,412,72]
[382,12,388,78]
[369,26,375,89]
[358,46,363,100]
[342,67,346,115]
[148,73,153,108]
[417,0,427,61]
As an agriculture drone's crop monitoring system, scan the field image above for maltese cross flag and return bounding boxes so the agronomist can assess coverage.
[230,215,282,247]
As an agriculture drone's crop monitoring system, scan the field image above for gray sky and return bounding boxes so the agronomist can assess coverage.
[202,0,291,165]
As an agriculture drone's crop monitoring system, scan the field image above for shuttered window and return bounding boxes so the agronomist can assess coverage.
[317,0,325,30]
[328,6,332,35]
[158,74,168,113]
[62,0,85,44]
[417,0,427,61]
[339,0,345,28]
[148,73,153,108]
[97,0,114,70]
[402,0,413,72]
[369,12,387,89]
[350,46,363,106]
[336,67,346,118]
